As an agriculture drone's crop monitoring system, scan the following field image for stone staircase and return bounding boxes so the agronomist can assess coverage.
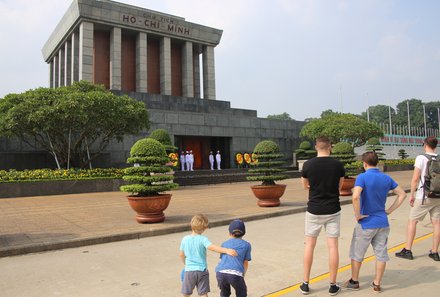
[174,168,301,186]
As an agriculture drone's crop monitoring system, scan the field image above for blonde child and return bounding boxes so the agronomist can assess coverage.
[180,214,237,297]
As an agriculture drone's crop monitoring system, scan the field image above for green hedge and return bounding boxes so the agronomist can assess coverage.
[0,168,123,183]
[383,159,415,166]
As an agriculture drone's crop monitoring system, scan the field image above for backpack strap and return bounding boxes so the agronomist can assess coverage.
[422,154,437,204]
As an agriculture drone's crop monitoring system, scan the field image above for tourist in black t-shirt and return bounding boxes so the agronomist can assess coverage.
[300,136,345,296]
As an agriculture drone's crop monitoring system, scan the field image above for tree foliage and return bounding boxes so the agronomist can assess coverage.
[361,98,440,131]
[360,105,395,123]
[266,112,293,120]
[0,81,150,168]
[300,113,383,147]
[149,128,177,153]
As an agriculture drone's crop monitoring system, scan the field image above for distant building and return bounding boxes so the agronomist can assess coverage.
[0,0,304,170]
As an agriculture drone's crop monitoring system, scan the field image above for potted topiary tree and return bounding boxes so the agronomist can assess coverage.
[294,140,317,170]
[331,141,360,196]
[149,128,178,167]
[120,137,179,223]
[246,140,288,207]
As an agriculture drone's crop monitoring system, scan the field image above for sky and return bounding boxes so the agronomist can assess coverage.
[1,0,440,121]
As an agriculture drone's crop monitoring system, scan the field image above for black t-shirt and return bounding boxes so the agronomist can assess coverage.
[301,156,345,215]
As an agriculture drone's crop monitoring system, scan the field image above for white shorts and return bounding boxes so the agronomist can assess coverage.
[305,211,341,237]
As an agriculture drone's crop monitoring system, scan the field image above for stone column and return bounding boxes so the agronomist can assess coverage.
[79,22,94,82]
[71,31,79,83]
[203,45,216,99]
[53,55,59,88]
[136,32,147,92]
[110,27,121,90]
[49,61,54,88]
[182,41,194,97]
[58,48,65,87]
[193,50,201,98]
[160,36,171,95]
[64,41,72,86]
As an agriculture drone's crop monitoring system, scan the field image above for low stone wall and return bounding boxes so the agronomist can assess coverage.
[0,179,126,198]
[383,164,413,172]
[0,169,302,198]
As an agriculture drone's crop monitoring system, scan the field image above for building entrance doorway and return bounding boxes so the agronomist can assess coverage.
[174,136,230,170]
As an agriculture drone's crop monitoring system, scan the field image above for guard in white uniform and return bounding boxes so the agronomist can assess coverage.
[185,150,191,171]
[189,150,194,171]
[216,150,221,170]
[209,151,214,170]
[180,151,186,171]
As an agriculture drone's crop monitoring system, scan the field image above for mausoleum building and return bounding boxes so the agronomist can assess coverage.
[0,0,304,170]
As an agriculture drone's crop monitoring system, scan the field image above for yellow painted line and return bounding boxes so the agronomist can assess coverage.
[263,232,433,297]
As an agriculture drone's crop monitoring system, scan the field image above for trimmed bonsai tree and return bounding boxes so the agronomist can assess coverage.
[398,149,409,159]
[120,138,178,196]
[149,128,178,167]
[247,140,288,185]
[149,128,178,153]
[366,137,386,160]
[332,141,360,177]
[295,140,317,160]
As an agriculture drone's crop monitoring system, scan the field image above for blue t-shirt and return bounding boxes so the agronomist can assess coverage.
[180,234,212,271]
[355,168,398,229]
[215,238,252,277]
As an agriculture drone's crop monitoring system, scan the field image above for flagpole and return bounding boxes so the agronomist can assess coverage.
[437,107,440,138]
[366,93,370,122]
[423,104,427,137]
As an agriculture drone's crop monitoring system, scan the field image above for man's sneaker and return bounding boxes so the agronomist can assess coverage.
[395,248,414,260]
[329,283,341,296]
[300,282,310,295]
[341,279,360,290]
[370,281,381,293]
[429,251,440,261]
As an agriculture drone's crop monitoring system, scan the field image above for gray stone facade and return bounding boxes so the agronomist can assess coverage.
[110,92,305,168]
[0,93,305,170]
[0,1,305,170]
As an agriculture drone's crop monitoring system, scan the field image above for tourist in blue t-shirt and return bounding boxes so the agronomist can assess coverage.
[180,214,237,297]
[342,152,406,293]
[215,219,252,297]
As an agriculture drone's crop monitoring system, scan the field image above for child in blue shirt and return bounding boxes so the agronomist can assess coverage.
[215,219,252,297]
[180,214,237,297]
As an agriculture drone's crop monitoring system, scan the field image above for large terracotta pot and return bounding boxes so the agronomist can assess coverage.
[127,194,172,223]
[340,177,356,196]
[250,184,287,207]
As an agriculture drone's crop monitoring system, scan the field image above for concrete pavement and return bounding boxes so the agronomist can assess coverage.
[1,170,440,297]
[0,171,412,258]
[0,186,438,296]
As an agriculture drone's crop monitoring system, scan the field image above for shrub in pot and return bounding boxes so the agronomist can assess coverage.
[246,140,288,206]
[149,128,177,154]
[294,140,317,170]
[366,137,386,160]
[120,138,179,223]
[295,140,317,160]
[149,128,178,167]
[331,141,360,196]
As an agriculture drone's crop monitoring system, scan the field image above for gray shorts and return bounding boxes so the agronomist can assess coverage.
[409,198,440,222]
[181,270,210,295]
[305,211,341,237]
[349,224,390,263]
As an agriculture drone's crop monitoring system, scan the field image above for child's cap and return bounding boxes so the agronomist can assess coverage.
[229,219,245,236]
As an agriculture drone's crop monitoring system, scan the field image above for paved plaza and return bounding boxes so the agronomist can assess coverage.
[1,170,439,296]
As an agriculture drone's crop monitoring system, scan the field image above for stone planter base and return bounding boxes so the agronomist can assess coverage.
[127,194,172,223]
[340,178,356,196]
[250,184,287,207]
